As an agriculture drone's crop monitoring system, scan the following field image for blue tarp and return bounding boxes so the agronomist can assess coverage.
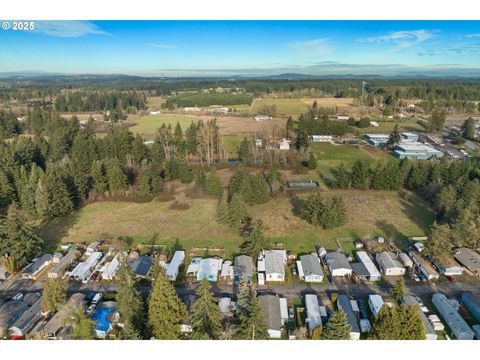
[92,307,116,332]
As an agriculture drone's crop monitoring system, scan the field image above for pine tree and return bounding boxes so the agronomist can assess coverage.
[240,220,269,259]
[235,278,251,317]
[237,290,269,340]
[238,137,252,165]
[401,305,425,340]
[137,160,153,196]
[106,159,128,193]
[227,194,249,228]
[388,124,401,146]
[391,278,405,304]
[0,204,43,272]
[368,305,401,340]
[350,160,370,190]
[69,306,95,340]
[116,263,145,332]
[119,319,142,340]
[91,160,108,194]
[216,196,230,225]
[205,171,224,196]
[42,278,67,312]
[190,280,223,339]
[307,153,317,170]
[321,310,351,340]
[148,267,187,339]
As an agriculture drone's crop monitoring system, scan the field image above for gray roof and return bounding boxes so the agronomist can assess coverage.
[234,255,254,277]
[351,262,370,277]
[454,248,480,272]
[336,294,360,334]
[461,293,480,324]
[49,250,78,276]
[432,293,474,340]
[10,297,43,334]
[128,255,153,277]
[376,252,404,269]
[300,254,323,277]
[264,252,285,276]
[43,293,86,336]
[0,300,29,330]
[23,254,53,275]
[258,295,282,331]
[403,295,436,339]
[325,252,352,271]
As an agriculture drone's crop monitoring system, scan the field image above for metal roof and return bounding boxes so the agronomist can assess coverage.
[356,251,381,278]
[300,254,323,277]
[432,293,474,340]
[258,295,282,331]
[265,252,285,276]
[454,248,480,272]
[336,295,360,334]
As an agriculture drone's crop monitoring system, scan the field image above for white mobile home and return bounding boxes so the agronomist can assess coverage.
[166,251,185,281]
[298,254,324,283]
[376,252,406,276]
[356,251,381,281]
[305,294,322,334]
[368,294,385,318]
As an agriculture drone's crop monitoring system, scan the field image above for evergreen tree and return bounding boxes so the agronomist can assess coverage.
[368,305,400,340]
[299,194,348,229]
[321,310,351,340]
[350,160,370,190]
[190,280,223,339]
[216,196,230,225]
[119,319,142,340]
[425,222,452,261]
[237,290,269,340]
[238,137,252,165]
[91,160,108,194]
[0,204,43,272]
[240,220,269,259]
[106,159,128,193]
[137,160,153,196]
[235,278,252,317]
[205,171,223,197]
[227,193,249,228]
[462,117,476,140]
[116,263,145,332]
[388,124,401,146]
[148,267,187,339]
[42,278,67,312]
[391,278,405,304]
[69,306,95,340]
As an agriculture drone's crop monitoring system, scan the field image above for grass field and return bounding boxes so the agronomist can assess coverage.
[37,188,433,259]
[353,118,426,134]
[146,96,166,109]
[311,143,393,177]
[251,99,309,116]
[223,135,251,157]
[128,114,198,137]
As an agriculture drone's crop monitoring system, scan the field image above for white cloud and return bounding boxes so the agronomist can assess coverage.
[466,33,480,38]
[288,38,333,55]
[146,43,176,49]
[34,21,109,38]
[360,30,435,49]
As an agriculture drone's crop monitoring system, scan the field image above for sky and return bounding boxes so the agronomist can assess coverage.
[1,20,480,77]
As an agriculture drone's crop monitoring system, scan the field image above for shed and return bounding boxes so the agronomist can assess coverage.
[398,253,413,268]
[166,251,185,281]
[432,293,474,340]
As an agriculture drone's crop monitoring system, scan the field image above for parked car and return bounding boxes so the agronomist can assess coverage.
[288,307,294,320]
[446,275,457,283]
[413,274,420,282]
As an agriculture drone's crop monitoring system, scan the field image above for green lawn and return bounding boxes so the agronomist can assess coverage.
[223,135,252,158]
[128,114,198,138]
[250,98,309,116]
[146,96,166,109]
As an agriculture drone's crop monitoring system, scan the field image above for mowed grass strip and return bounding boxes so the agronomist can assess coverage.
[128,114,198,137]
[250,98,309,116]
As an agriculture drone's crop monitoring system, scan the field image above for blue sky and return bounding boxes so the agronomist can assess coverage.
[1,20,480,76]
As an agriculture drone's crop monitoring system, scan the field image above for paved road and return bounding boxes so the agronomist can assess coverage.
[2,275,479,301]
